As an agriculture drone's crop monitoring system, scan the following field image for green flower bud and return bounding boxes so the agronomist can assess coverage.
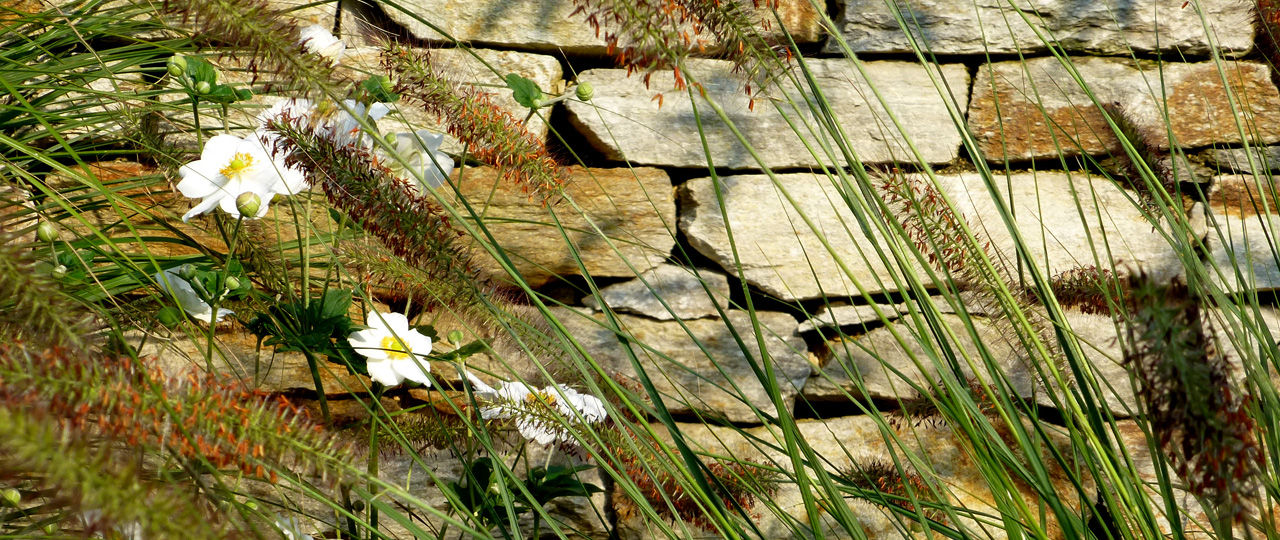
[385,132,398,146]
[36,221,58,242]
[2,488,19,506]
[177,263,197,280]
[43,523,57,535]
[575,81,594,101]
[195,81,212,95]
[244,501,258,511]
[50,264,67,279]
[167,55,187,77]
[224,276,241,291]
[235,192,262,217]
[158,306,183,327]
[447,330,464,344]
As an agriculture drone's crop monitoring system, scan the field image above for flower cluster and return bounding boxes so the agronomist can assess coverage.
[343,309,608,447]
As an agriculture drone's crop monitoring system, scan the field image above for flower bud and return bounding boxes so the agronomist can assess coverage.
[224,276,241,291]
[167,55,187,77]
[2,488,19,506]
[177,264,197,280]
[158,306,182,327]
[235,192,262,217]
[195,81,212,95]
[43,523,57,535]
[447,330,464,344]
[36,221,58,242]
[51,264,67,279]
[575,81,594,101]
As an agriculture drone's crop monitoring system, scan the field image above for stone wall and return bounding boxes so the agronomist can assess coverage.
[176,0,1280,537]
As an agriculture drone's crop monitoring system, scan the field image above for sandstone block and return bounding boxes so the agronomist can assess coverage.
[1206,174,1280,292]
[566,59,968,169]
[582,263,731,320]
[453,166,676,287]
[680,172,928,301]
[552,308,810,424]
[382,0,822,53]
[969,57,1280,162]
[826,0,1254,56]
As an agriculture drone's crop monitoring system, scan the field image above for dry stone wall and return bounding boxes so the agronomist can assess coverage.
[178,0,1280,536]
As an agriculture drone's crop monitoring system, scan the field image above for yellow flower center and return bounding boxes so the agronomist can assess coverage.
[379,335,410,360]
[526,390,556,407]
[219,152,255,180]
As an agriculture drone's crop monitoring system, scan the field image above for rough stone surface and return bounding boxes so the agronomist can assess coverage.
[552,308,810,423]
[826,0,1254,56]
[42,162,229,257]
[582,263,731,320]
[1207,174,1280,292]
[1209,146,1280,173]
[381,0,822,53]
[339,47,563,154]
[567,59,969,169]
[936,171,1180,281]
[614,417,1088,540]
[796,303,908,334]
[681,173,928,301]
[804,311,1141,416]
[128,329,370,396]
[969,58,1280,162]
[452,166,676,287]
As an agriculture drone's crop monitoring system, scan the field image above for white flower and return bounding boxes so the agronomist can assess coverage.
[347,310,432,387]
[298,24,345,62]
[274,514,314,540]
[321,99,391,148]
[466,373,607,445]
[154,268,233,323]
[176,134,307,221]
[384,130,454,190]
[256,97,314,131]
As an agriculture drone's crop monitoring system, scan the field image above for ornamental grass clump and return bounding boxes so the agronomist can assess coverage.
[1120,273,1263,527]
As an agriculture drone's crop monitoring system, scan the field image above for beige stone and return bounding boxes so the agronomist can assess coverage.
[451,166,676,287]
[969,57,1280,162]
[680,172,929,301]
[381,0,823,53]
[566,59,968,169]
[1206,174,1280,292]
[551,307,809,424]
[827,0,1255,56]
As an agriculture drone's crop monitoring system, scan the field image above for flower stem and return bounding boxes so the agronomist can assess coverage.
[303,348,331,424]
[368,384,385,534]
[203,216,242,371]
[192,97,202,149]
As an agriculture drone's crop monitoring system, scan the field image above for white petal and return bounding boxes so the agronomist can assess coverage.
[181,195,221,222]
[366,360,404,387]
[348,329,391,360]
[392,357,431,385]
[176,163,225,198]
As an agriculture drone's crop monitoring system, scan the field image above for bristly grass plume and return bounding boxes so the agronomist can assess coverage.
[1121,273,1262,525]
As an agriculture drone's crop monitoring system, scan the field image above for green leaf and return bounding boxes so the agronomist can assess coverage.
[435,338,491,362]
[360,75,400,103]
[505,73,543,108]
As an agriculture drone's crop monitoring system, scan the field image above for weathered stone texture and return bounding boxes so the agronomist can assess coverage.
[1207,174,1280,292]
[937,171,1179,280]
[567,59,968,169]
[1209,145,1280,173]
[382,0,822,53]
[615,417,1088,540]
[827,0,1254,56]
[969,57,1280,162]
[797,302,908,333]
[453,167,676,287]
[582,263,731,320]
[552,308,810,423]
[680,173,928,301]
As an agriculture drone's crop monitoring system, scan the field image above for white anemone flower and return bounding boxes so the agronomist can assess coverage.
[321,99,391,148]
[298,24,345,62]
[176,134,307,221]
[154,268,232,324]
[274,514,314,540]
[384,130,454,190]
[347,310,432,387]
[466,373,607,445]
